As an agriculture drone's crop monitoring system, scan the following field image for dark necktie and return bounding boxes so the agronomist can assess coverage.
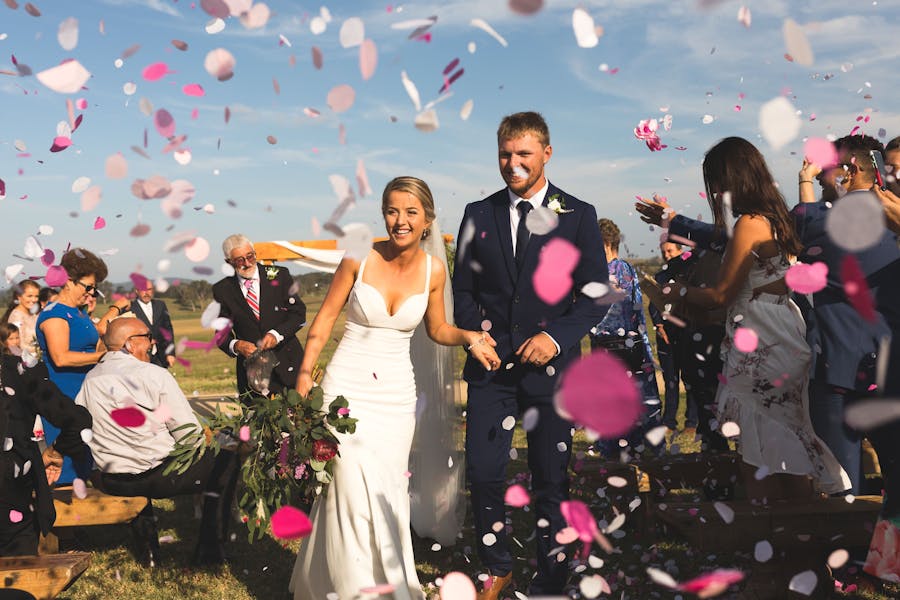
[515,201,533,270]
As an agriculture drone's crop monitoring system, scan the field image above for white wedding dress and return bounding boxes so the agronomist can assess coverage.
[289,253,432,600]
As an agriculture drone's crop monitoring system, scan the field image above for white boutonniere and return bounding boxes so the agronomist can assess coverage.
[265,266,279,281]
[547,193,574,214]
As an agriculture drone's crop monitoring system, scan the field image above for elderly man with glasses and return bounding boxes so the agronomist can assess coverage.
[212,234,307,401]
[75,317,240,566]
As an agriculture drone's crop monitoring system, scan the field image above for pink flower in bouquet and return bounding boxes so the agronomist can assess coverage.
[294,463,307,480]
[312,439,338,462]
[337,407,350,416]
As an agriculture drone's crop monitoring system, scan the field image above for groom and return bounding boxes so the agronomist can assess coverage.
[453,112,608,596]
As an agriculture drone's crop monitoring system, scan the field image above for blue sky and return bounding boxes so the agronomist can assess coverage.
[2,0,899,284]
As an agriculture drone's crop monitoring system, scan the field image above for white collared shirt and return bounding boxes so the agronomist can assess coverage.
[507,179,549,255]
[137,299,153,324]
[227,273,284,355]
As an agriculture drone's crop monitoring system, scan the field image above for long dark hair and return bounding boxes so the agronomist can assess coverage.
[702,137,803,257]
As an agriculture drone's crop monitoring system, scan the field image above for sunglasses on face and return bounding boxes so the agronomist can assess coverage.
[127,332,154,342]
[71,279,97,294]
[229,251,257,266]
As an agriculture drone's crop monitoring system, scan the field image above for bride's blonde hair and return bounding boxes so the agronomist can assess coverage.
[381,176,436,224]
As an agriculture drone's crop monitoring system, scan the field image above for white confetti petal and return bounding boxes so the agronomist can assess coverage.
[572,8,599,48]
[759,96,801,150]
[400,70,421,112]
[783,18,814,67]
[501,415,516,430]
[470,18,508,47]
[788,570,817,596]
[36,60,91,94]
[339,17,365,48]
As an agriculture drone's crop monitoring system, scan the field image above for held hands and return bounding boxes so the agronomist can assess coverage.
[635,193,675,227]
[235,340,257,358]
[42,446,63,485]
[465,331,500,371]
[516,332,557,368]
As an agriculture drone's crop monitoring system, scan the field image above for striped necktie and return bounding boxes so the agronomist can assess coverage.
[244,278,260,320]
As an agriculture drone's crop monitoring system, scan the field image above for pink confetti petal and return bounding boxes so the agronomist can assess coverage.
[93,216,106,230]
[45,265,69,286]
[440,571,476,599]
[239,425,250,442]
[182,83,205,97]
[359,39,377,80]
[555,526,579,544]
[204,48,235,81]
[803,137,838,170]
[733,327,759,353]
[153,402,172,423]
[677,569,745,595]
[785,262,828,294]
[110,406,146,428]
[8,510,23,524]
[560,499,612,557]
[184,237,210,262]
[105,153,128,179]
[40,249,55,267]
[141,62,171,82]
[555,351,642,437]
[239,2,270,29]
[504,484,530,507]
[533,238,579,304]
[841,254,876,322]
[326,84,356,113]
[311,46,324,70]
[81,185,102,211]
[154,109,176,139]
[270,505,312,539]
[359,585,396,595]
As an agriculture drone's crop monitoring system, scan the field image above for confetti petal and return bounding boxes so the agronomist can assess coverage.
[572,8,600,48]
[110,406,146,428]
[80,185,102,211]
[783,19,814,67]
[440,572,476,599]
[8,510,23,524]
[788,570,818,596]
[785,262,828,294]
[533,238,579,304]
[400,71,421,112]
[470,18,508,47]
[270,505,312,539]
[45,265,68,286]
[204,48,235,81]
[57,17,79,50]
[504,484,530,507]
[460,99,474,121]
[105,153,128,179]
[733,327,758,353]
[758,96,801,150]
[326,84,356,113]
[240,2,270,29]
[184,237,210,262]
[555,351,642,438]
[803,137,838,170]
[825,190,885,252]
[72,477,88,499]
[339,16,365,48]
[93,216,106,230]
[359,39,377,80]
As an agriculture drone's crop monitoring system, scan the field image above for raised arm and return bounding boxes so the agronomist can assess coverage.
[669,215,771,309]
[423,256,499,370]
[295,257,358,397]
[40,317,104,367]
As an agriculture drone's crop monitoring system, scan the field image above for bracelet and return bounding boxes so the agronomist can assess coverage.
[109,305,122,314]
[799,180,814,184]
[464,332,487,352]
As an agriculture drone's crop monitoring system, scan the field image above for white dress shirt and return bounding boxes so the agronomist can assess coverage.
[227,273,284,356]
[507,179,549,255]
[75,351,201,474]
[137,299,154,324]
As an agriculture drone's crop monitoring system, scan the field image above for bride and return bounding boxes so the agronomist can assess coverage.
[289,176,501,599]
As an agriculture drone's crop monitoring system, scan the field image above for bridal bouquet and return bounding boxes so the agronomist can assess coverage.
[165,385,357,541]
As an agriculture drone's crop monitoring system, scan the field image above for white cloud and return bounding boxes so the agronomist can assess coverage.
[98,0,182,17]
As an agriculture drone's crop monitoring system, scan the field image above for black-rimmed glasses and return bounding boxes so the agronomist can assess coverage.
[71,279,97,294]
[127,332,153,342]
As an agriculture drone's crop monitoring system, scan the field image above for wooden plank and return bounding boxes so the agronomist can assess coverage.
[654,495,882,553]
[52,487,148,528]
[0,552,91,600]
[637,452,741,494]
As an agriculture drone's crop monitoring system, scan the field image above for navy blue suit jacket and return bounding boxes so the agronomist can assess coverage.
[130,298,175,368]
[452,183,609,398]
[791,194,900,389]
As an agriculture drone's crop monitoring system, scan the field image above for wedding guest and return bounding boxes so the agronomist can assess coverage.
[660,137,849,500]
[792,134,900,494]
[130,279,176,368]
[885,136,900,195]
[38,287,58,310]
[3,280,40,363]
[36,248,118,483]
[75,317,239,566]
[1,325,92,556]
[213,235,307,400]
[589,218,661,459]
[1,323,20,355]
[648,242,698,437]
[453,112,608,597]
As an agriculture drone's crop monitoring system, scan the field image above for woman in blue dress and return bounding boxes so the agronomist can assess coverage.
[590,219,662,458]
[36,248,118,483]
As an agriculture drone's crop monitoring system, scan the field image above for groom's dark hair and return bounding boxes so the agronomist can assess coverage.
[497,111,550,147]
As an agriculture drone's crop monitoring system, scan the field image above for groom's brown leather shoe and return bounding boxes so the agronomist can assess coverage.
[476,572,512,600]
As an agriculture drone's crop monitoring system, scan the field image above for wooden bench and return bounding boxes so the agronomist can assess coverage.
[0,553,91,599]
[636,451,742,496]
[38,486,148,554]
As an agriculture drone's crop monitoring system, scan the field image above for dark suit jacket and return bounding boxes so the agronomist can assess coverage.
[212,264,307,397]
[130,298,175,368]
[452,183,609,398]
[791,194,900,389]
